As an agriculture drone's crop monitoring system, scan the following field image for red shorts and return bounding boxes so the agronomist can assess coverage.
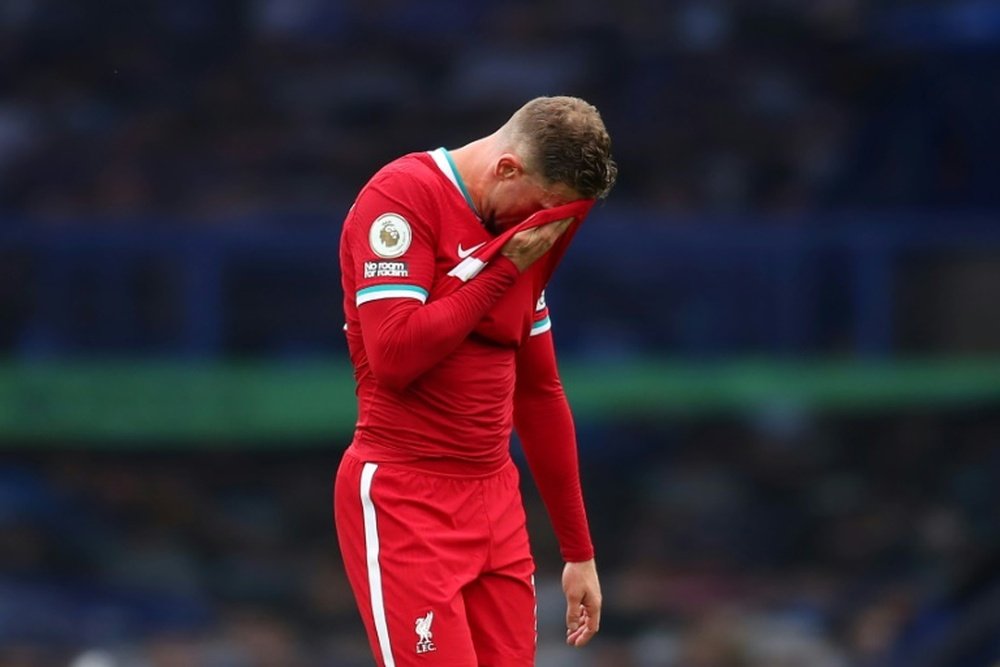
[334,449,537,667]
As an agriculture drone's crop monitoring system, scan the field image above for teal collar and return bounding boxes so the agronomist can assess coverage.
[438,147,480,218]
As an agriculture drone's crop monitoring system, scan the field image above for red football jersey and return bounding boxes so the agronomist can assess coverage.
[341,150,553,470]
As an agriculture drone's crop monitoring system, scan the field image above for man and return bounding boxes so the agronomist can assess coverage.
[335,96,617,666]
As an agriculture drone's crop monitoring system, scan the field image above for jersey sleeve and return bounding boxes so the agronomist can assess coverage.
[530,290,552,337]
[514,319,595,562]
[344,179,436,307]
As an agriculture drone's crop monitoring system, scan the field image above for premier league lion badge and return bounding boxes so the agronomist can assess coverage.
[369,213,412,258]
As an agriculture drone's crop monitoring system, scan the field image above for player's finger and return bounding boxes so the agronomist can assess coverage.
[565,596,582,632]
[569,626,597,647]
[534,217,570,237]
[547,217,574,236]
[566,608,596,647]
[565,606,585,639]
[569,622,596,646]
[579,606,600,646]
[515,218,571,250]
[585,596,601,634]
[538,218,573,248]
[567,594,601,647]
[568,627,591,647]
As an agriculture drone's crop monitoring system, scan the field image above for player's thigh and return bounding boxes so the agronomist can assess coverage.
[463,563,537,667]
[334,456,482,666]
[463,461,537,665]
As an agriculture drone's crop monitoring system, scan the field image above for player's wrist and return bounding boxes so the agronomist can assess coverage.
[491,254,524,277]
[562,549,596,563]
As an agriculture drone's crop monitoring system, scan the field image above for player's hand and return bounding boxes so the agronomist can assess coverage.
[562,558,601,648]
[500,217,574,272]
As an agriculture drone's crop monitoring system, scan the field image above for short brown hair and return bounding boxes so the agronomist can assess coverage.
[508,96,618,200]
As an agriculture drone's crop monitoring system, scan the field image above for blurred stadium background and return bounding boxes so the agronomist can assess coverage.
[2,1,1000,666]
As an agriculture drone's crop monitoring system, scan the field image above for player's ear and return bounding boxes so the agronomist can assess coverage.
[495,154,524,181]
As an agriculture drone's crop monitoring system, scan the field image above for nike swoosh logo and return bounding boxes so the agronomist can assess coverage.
[457,242,486,259]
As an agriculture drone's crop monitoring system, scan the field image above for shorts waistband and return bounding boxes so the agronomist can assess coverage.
[344,445,512,479]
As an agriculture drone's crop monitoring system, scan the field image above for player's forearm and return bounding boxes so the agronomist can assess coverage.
[515,391,595,562]
[360,257,520,390]
[515,331,595,560]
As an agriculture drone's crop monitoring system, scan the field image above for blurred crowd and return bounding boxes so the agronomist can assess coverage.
[1,0,999,221]
[2,409,998,666]
[3,0,999,360]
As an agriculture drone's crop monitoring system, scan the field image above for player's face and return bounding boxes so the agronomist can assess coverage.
[483,157,581,234]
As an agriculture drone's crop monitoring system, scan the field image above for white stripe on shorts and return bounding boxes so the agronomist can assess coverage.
[360,463,395,667]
